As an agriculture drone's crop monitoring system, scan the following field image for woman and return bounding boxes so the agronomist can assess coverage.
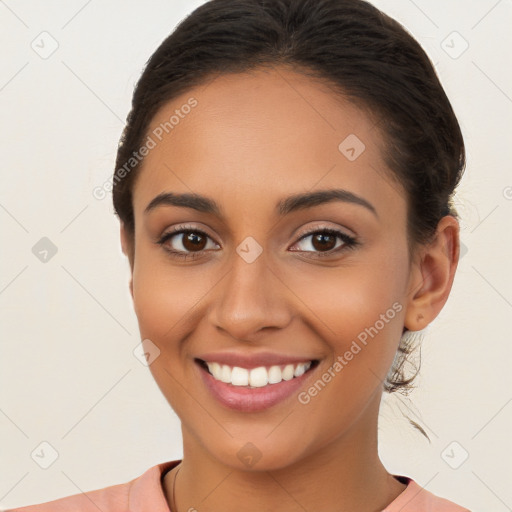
[9,0,470,510]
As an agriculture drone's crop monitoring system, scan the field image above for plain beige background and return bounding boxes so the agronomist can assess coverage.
[1,1,511,510]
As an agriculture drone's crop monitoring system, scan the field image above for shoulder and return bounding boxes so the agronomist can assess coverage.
[384,476,471,512]
[3,460,180,512]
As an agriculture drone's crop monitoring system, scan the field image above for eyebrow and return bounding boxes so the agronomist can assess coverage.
[144,189,378,219]
[278,189,377,218]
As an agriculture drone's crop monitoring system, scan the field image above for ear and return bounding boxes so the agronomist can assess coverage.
[404,216,460,331]
[120,221,134,300]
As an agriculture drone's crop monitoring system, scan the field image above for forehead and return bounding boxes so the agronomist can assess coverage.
[132,66,404,223]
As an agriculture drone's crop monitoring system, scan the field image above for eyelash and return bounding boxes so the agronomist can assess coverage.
[156,224,360,261]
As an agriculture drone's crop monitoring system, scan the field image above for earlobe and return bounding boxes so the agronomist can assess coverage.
[404,216,460,332]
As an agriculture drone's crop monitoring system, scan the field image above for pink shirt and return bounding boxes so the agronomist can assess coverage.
[5,459,470,511]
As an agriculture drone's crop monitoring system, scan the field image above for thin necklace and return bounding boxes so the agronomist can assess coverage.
[171,464,182,512]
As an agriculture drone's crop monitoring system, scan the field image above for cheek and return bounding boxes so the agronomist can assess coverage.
[286,250,409,406]
[292,253,407,342]
[130,245,213,348]
[288,257,407,440]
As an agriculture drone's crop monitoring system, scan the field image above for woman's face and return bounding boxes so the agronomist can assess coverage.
[125,66,420,470]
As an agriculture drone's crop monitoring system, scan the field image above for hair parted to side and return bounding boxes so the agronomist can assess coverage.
[112,0,465,404]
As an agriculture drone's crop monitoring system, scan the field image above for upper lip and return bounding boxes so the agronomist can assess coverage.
[196,351,319,369]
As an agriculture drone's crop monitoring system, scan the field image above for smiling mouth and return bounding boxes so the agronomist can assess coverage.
[195,358,320,389]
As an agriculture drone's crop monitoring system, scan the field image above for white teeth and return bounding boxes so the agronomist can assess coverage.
[204,361,313,387]
[294,362,308,377]
[249,367,268,387]
[209,362,222,380]
[282,364,295,381]
[231,366,249,386]
[268,365,282,384]
[220,364,231,383]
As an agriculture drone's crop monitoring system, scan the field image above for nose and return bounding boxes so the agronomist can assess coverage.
[208,248,293,342]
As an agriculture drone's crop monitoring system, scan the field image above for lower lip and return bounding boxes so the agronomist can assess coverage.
[197,361,317,412]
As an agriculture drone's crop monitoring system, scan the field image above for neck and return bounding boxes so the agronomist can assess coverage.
[164,393,406,512]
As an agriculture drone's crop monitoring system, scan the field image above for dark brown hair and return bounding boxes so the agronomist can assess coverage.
[112,0,465,400]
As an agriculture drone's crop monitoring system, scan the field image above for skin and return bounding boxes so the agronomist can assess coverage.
[120,65,459,511]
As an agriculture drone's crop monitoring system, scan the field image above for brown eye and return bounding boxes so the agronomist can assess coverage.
[290,228,358,257]
[311,232,337,252]
[181,231,208,252]
[157,227,220,260]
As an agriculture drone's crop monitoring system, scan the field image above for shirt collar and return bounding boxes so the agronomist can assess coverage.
[128,459,180,512]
